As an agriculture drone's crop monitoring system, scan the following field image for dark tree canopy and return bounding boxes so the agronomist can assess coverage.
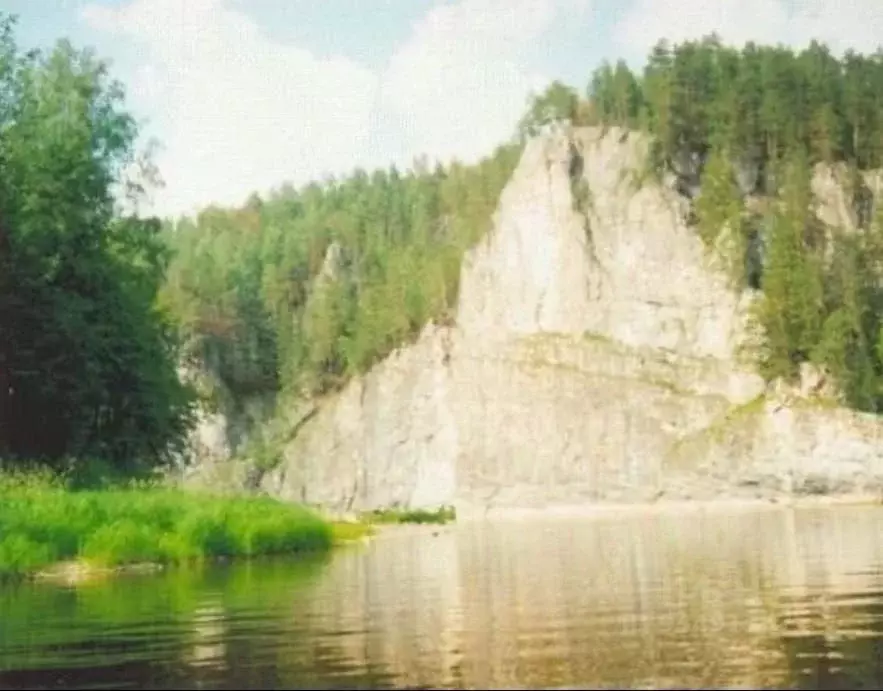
[0,13,195,473]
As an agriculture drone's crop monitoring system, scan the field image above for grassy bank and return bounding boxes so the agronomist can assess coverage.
[0,471,369,580]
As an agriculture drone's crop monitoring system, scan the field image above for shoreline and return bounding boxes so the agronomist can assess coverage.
[455,493,883,521]
[31,560,167,586]
[14,495,883,585]
[23,525,373,587]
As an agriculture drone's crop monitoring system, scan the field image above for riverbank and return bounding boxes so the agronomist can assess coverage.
[0,471,371,582]
[9,466,878,583]
[455,493,883,522]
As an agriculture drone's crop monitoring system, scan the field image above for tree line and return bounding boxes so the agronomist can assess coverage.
[0,9,522,475]
[523,35,883,180]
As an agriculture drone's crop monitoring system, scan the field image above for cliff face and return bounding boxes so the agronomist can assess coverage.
[457,129,752,361]
[199,127,883,512]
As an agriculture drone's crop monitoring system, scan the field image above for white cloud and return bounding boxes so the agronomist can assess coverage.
[614,0,883,65]
[80,0,587,218]
[380,0,594,164]
[81,0,378,217]
[381,0,557,168]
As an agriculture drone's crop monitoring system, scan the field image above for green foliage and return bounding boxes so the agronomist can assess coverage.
[812,202,883,411]
[743,151,883,411]
[0,13,195,472]
[245,429,285,473]
[517,81,583,140]
[360,505,456,525]
[583,35,883,183]
[0,470,333,578]
[752,150,826,381]
[695,146,742,247]
[589,59,643,129]
[161,143,522,403]
[694,144,749,285]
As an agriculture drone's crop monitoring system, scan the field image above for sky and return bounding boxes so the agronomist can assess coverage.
[5,0,883,219]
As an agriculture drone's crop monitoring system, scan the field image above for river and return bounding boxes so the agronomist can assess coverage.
[3,504,883,689]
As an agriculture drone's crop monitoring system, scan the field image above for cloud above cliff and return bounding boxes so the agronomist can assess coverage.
[81,0,378,217]
[614,0,883,63]
[80,0,589,217]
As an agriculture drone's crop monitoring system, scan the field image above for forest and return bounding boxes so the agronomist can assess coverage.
[3,11,883,475]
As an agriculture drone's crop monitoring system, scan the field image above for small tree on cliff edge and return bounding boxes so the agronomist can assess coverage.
[517,81,581,141]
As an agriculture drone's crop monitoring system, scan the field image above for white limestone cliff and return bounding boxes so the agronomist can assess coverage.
[192,126,883,512]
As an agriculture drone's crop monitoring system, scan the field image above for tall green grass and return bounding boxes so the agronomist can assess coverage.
[0,469,334,578]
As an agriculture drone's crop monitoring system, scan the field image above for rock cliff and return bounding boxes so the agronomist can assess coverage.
[192,126,883,513]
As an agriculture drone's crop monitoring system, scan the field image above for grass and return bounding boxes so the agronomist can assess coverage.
[0,469,359,580]
[664,393,768,470]
[692,392,768,446]
[329,520,375,541]
[359,505,456,525]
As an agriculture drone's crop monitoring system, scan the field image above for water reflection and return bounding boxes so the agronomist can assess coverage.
[4,506,883,689]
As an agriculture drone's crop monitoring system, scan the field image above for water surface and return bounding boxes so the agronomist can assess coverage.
[4,505,883,689]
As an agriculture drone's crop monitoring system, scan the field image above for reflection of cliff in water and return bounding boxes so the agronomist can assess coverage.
[297,507,883,689]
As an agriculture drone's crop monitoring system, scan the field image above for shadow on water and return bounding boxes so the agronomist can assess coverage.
[0,553,400,690]
[5,508,883,689]
[777,585,883,689]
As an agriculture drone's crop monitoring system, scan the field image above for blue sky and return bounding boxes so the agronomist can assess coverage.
[6,0,881,218]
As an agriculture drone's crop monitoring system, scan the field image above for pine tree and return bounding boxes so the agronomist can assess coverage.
[754,149,825,380]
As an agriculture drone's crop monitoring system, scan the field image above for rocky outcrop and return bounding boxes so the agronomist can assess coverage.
[197,126,883,513]
[458,129,754,361]
[811,163,882,233]
[665,396,883,499]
